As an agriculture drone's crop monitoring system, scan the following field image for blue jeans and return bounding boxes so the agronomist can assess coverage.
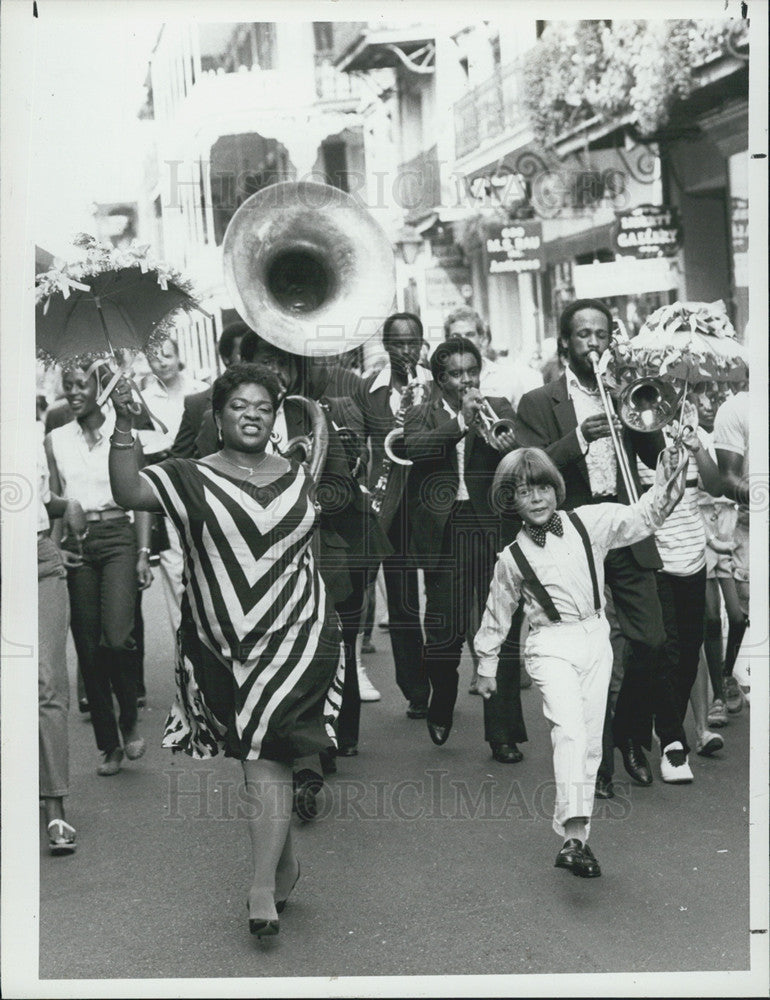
[64,518,139,753]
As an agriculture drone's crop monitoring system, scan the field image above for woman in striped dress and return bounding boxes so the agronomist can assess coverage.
[109,363,343,938]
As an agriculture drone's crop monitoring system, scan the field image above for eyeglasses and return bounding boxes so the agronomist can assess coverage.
[513,484,554,501]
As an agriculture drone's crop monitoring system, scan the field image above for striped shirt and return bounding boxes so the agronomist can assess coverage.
[636,432,705,576]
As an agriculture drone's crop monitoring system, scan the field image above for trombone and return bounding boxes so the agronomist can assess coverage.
[588,351,690,505]
[588,351,640,504]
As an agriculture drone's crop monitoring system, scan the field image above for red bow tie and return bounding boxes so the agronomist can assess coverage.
[527,513,564,547]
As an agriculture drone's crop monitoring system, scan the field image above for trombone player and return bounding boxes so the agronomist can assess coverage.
[515,298,683,796]
[403,337,528,760]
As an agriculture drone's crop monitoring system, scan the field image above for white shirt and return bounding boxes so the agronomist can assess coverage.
[637,429,706,576]
[137,374,207,455]
[475,489,669,677]
[47,409,118,512]
[441,398,469,501]
[565,366,617,497]
[713,390,749,517]
[38,423,51,532]
[369,363,432,416]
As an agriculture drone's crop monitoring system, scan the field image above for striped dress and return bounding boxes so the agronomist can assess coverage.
[140,458,344,761]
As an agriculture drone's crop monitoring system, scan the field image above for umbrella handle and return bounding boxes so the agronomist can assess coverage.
[88,360,168,434]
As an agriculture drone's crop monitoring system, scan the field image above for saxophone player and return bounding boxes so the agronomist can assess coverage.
[402,337,528,761]
[354,313,433,718]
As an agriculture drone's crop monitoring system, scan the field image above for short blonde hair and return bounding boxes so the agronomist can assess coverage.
[491,448,566,513]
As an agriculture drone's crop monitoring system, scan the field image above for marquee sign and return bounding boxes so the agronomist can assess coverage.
[612,205,682,258]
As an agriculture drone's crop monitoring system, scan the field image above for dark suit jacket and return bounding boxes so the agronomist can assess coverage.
[403,396,519,561]
[352,371,438,533]
[169,388,212,460]
[515,372,664,569]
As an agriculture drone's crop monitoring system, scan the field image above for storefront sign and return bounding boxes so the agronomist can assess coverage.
[731,197,748,254]
[612,205,682,258]
[485,221,542,275]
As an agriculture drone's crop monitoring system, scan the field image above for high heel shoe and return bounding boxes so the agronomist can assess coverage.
[276,861,300,915]
[249,915,279,938]
[246,898,279,938]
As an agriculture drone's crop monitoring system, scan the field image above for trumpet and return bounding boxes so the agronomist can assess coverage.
[471,397,517,451]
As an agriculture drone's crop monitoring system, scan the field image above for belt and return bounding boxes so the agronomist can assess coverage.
[84,508,127,523]
[592,493,618,503]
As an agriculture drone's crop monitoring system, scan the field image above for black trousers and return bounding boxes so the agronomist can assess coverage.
[423,502,527,744]
[383,502,430,707]
[653,567,707,754]
[335,569,366,750]
[605,546,668,753]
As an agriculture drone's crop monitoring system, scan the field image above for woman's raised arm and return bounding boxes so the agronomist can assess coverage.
[108,376,163,512]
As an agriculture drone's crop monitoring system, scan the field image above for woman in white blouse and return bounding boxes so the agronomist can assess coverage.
[45,362,153,777]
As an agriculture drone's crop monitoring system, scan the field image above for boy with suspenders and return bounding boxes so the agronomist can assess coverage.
[475,447,688,878]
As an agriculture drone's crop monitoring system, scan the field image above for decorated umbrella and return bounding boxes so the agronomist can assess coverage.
[35,234,204,421]
[609,300,749,386]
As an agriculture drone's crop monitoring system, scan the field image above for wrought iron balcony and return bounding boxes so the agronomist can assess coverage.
[453,61,527,161]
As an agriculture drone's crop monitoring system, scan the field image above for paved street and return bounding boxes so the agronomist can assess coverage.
[40,577,751,981]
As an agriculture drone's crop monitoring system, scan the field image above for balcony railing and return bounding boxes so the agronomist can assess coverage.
[397,145,441,224]
[314,54,358,103]
[453,61,528,161]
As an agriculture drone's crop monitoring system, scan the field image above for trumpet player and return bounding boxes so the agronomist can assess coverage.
[402,337,527,760]
[515,299,675,797]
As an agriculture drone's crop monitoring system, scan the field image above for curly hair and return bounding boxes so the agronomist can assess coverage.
[558,299,612,343]
[211,362,282,415]
[430,336,482,385]
[382,312,423,347]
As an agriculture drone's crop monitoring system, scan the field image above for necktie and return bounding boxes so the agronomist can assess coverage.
[527,512,564,547]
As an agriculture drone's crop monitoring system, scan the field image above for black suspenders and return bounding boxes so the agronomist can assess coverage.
[566,511,601,613]
[508,511,601,622]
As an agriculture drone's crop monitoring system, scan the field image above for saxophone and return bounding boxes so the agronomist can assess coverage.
[370,369,427,516]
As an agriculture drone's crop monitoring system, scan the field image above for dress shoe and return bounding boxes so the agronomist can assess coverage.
[360,638,376,654]
[335,743,358,757]
[576,843,601,878]
[406,702,428,719]
[490,742,523,764]
[554,838,585,875]
[595,775,614,799]
[619,739,653,786]
[427,720,452,745]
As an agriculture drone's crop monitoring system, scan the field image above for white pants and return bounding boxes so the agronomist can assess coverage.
[524,613,613,838]
[159,526,184,638]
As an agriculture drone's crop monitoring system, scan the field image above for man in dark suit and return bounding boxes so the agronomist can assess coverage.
[169,321,248,459]
[515,298,674,794]
[403,336,527,759]
[352,313,433,719]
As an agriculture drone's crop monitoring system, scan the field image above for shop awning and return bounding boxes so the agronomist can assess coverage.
[573,258,679,298]
[335,27,435,73]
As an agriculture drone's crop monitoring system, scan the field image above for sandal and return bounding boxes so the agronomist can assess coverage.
[47,819,77,856]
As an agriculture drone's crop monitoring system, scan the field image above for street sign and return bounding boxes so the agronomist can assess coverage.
[485,220,542,275]
[612,204,682,258]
